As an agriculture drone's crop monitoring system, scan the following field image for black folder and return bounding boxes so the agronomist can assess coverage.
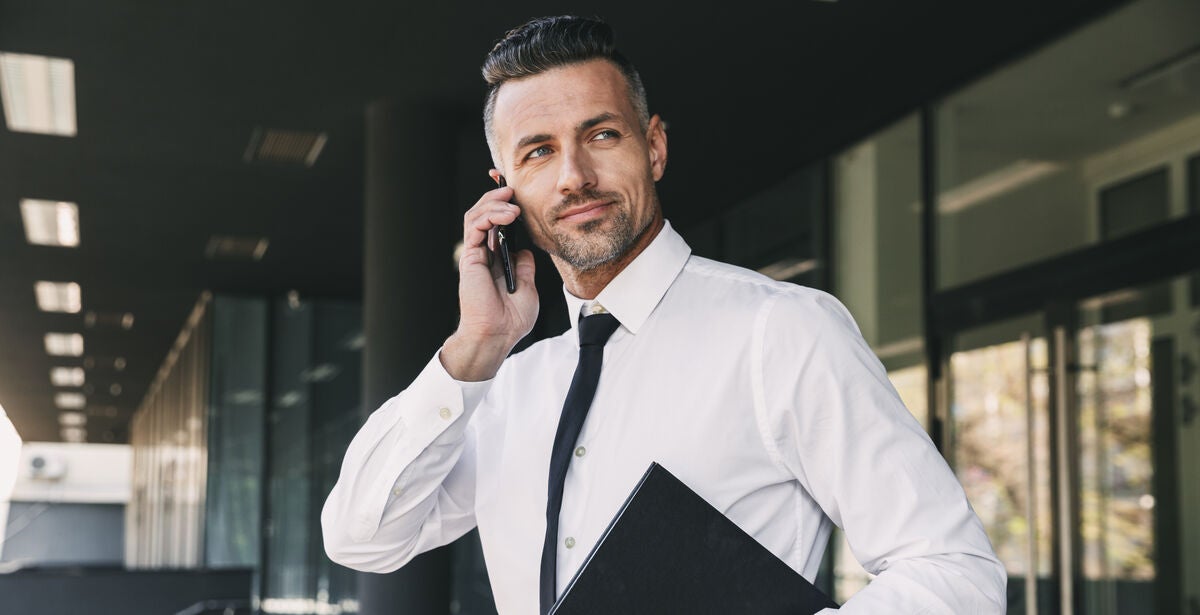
[549,463,839,614]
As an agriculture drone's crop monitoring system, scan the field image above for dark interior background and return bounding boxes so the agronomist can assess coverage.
[0,0,1130,443]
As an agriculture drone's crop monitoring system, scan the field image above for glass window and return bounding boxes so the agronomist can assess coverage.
[1076,319,1155,591]
[205,296,266,568]
[1189,153,1200,214]
[1099,167,1169,238]
[262,297,363,615]
[833,113,923,364]
[699,162,828,290]
[127,295,211,569]
[1190,153,1200,308]
[945,315,1054,614]
[936,0,1200,289]
[829,114,930,602]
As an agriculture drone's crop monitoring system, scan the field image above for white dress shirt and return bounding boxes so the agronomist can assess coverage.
[322,221,1006,614]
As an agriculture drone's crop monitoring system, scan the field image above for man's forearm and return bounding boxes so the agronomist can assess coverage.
[321,352,483,572]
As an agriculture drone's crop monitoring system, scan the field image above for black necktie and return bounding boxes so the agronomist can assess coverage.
[539,311,621,614]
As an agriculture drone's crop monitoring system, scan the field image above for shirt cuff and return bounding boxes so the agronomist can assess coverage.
[448,372,493,415]
[348,350,488,543]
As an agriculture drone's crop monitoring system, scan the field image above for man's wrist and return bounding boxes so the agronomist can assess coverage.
[439,330,513,381]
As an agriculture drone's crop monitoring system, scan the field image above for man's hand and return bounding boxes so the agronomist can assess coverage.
[440,184,539,381]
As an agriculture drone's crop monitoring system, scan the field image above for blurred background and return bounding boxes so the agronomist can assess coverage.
[1,0,1198,613]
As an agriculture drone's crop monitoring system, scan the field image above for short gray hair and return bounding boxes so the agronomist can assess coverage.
[481,16,649,167]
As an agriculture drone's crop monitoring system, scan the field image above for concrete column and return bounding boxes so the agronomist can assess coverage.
[360,99,459,615]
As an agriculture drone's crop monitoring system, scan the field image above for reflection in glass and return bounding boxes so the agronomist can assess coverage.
[947,323,1054,614]
[828,113,927,602]
[205,296,267,568]
[1076,318,1155,611]
[263,298,363,615]
[833,114,922,353]
[936,0,1200,289]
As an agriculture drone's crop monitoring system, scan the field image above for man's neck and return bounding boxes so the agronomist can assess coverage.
[555,216,665,300]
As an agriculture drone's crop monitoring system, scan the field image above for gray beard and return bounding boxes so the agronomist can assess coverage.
[550,208,638,271]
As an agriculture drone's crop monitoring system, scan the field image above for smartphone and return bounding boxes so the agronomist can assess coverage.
[489,176,517,293]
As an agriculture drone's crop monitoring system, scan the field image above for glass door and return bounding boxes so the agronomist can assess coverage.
[944,271,1197,614]
[946,314,1054,615]
[1068,274,1193,615]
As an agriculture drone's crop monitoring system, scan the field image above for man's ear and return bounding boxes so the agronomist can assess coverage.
[647,114,668,181]
[488,168,503,185]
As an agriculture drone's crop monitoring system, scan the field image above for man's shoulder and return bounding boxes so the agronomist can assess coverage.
[679,255,838,309]
[677,254,861,335]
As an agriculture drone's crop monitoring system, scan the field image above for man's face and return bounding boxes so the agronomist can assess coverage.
[490,59,667,272]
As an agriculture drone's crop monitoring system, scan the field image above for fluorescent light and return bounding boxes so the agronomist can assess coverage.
[58,412,87,427]
[343,332,366,351]
[54,392,86,410]
[873,336,925,360]
[20,199,80,247]
[34,281,82,313]
[44,332,83,356]
[204,235,269,261]
[756,258,819,281]
[50,367,85,387]
[1121,45,1200,91]
[300,363,340,383]
[938,160,1062,214]
[61,426,86,442]
[0,52,77,136]
[1080,289,1142,311]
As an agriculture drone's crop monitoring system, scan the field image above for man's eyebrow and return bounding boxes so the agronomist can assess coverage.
[511,113,622,159]
[514,133,552,154]
[577,112,618,132]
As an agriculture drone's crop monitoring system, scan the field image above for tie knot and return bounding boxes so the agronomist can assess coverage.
[577,312,620,347]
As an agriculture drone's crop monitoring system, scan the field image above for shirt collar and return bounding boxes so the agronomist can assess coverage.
[563,220,691,336]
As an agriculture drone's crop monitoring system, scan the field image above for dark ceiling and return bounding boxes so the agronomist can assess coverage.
[0,0,1127,443]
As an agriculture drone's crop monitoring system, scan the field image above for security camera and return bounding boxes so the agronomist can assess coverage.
[28,453,67,481]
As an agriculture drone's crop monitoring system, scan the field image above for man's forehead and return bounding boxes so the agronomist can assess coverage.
[493,60,634,141]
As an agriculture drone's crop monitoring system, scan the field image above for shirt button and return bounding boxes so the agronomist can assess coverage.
[392,488,402,496]
[438,407,452,420]
[574,446,586,458]
[564,537,576,549]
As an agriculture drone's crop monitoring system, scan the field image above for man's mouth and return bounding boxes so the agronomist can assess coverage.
[557,201,612,224]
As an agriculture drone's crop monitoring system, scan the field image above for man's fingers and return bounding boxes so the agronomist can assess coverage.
[514,249,536,286]
[463,201,521,248]
[458,243,491,271]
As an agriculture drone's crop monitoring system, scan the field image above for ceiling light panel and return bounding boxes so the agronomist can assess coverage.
[84,310,134,329]
[35,281,82,313]
[0,52,77,136]
[54,392,86,409]
[244,128,327,167]
[20,199,80,247]
[58,411,87,427]
[50,367,85,387]
[205,235,269,261]
[44,332,83,356]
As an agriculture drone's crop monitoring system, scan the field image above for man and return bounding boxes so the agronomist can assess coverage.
[322,15,1006,615]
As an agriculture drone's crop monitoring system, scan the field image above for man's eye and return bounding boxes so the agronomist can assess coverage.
[593,129,620,141]
[527,145,552,159]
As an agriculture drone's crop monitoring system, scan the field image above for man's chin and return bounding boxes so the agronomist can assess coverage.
[553,236,626,272]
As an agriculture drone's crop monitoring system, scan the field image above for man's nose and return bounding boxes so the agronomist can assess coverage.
[556,145,597,195]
